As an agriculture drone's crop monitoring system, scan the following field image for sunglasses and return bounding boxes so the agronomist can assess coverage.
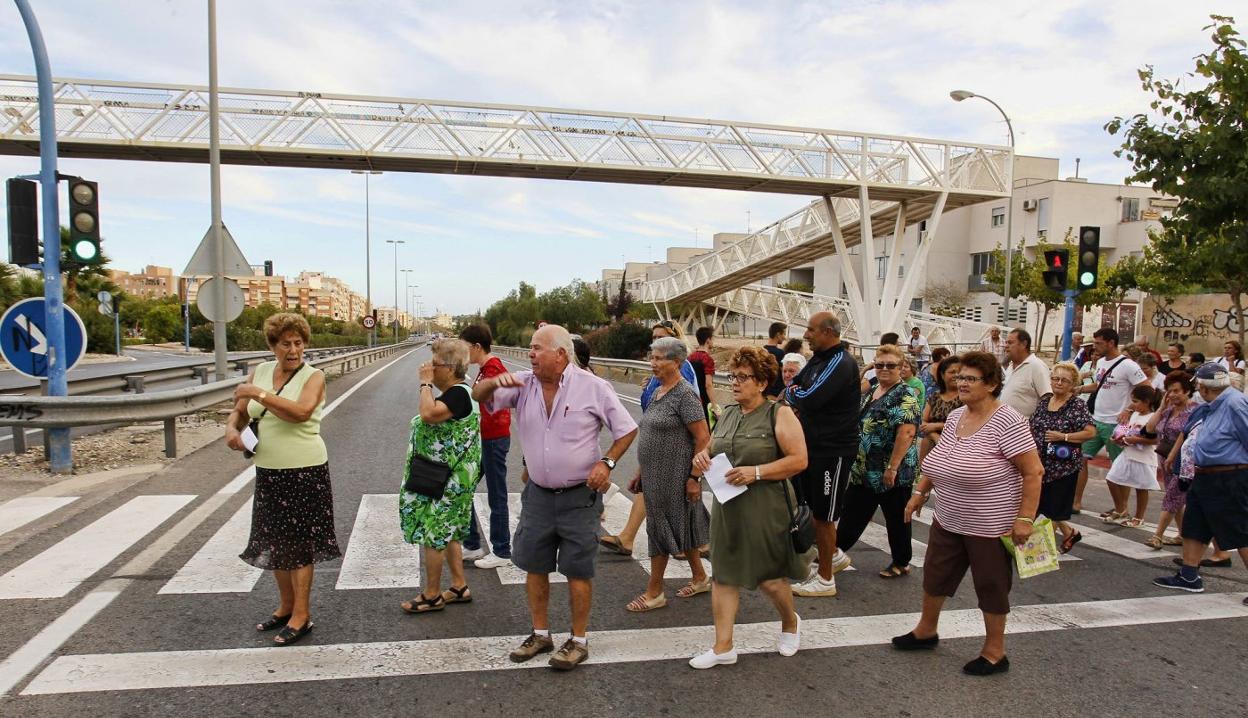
[874,362,900,370]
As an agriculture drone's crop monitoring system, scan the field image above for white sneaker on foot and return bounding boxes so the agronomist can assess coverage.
[461,547,487,561]
[689,648,738,669]
[791,573,837,597]
[474,554,512,569]
[828,549,852,575]
[778,614,801,657]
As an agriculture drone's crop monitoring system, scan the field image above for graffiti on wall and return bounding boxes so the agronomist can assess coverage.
[1145,296,1243,352]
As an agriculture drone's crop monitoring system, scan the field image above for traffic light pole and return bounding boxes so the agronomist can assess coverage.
[207,0,228,381]
[14,0,72,473]
[1060,289,1077,361]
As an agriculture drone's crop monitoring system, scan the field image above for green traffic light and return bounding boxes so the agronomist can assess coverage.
[72,239,99,262]
[1080,271,1094,287]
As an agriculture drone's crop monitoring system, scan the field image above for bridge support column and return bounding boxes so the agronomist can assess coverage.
[881,191,949,332]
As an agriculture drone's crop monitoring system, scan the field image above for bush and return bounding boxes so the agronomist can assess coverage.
[584,320,651,360]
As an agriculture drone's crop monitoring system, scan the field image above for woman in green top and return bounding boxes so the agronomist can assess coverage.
[688,347,809,669]
[399,338,483,614]
[900,354,926,407]
[226,313,340,647]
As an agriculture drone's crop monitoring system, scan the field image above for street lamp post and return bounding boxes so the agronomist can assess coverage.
[951,90,1016,327]
[385,239,405,344]
[401,270,416,336]
[351,169,381,346]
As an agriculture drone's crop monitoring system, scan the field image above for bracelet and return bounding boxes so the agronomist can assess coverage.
[754,465,761,482]
[1016,516,1034,524]
[911,490,929,498]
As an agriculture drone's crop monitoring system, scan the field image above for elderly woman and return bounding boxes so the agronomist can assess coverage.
[1144,371,1197,549]
[781,352,807,387]
[688,347,808,669]
[920,355,962,461]
[1163,343,1188,374]
[398,339,483,614]
[625,337,712,611]
[599,321,698,557]
[1028,362,1095,552]
[900,354,926,407]
[226,313,340,646]
[835,344,921,578]
[895,351,1042,676]
[1138,353,1166,391]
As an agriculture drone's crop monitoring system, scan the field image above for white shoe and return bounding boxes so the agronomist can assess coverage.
[461,547,487,561]
[828,549,852,575]
[474,553,512,569]
[689,648,738,669]
[778,614,801,657]
[791,573,837,597]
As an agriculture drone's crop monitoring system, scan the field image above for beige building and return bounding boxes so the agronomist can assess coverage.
[110,265,178,299]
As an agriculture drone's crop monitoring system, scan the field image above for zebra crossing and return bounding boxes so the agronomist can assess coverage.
[0,487,1194,601]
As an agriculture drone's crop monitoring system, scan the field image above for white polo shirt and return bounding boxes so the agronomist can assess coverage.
[1001,353,1051,418]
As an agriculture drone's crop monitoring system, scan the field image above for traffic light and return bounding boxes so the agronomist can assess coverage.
[1043,248,1069,292]
[67,178,101,264]
[263,260,273,276]
[6,178,39,265]
[1077,226,1100,290]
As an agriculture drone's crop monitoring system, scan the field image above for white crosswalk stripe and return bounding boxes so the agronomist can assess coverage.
[0,495,196,600]
[159,501,262,595]
[0,497,78,540]
[856,521,927,568]
[336,494,421,590]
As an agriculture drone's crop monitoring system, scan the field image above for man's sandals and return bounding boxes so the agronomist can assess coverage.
[401,585,471,614]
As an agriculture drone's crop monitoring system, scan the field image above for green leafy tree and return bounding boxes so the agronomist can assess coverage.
[1106,15,1248,347]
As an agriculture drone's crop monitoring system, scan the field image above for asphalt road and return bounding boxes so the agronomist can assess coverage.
[0,347,1245,717]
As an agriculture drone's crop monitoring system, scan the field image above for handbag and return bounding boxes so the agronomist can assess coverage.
[770,402,815,553]
[1086,356,1127,415]
[243,363,304,460]
[403,446,471,500]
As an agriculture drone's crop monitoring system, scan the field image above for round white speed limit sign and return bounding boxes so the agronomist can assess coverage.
[361,315,376,329]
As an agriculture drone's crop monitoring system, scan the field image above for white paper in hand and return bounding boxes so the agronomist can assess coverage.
[240,426,259,452]
[704,453,746,503]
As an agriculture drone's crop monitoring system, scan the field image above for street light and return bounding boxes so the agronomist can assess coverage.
[351,169,382,346]
[950,89,1016,326]
[385,239,405,344]
[401,269,416,334]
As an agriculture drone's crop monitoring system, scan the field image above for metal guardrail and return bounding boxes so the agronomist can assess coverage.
[0,342,414,461]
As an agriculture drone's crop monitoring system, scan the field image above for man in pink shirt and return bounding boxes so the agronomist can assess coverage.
[474,324,638,671]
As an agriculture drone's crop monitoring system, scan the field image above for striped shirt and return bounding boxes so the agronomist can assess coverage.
[921,404,1036,537]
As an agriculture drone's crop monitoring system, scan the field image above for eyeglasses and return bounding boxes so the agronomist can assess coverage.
[954,375,985,384]
[874,362,900,370]
[1050,376,1074,384]
[728,373,756,384]
[431,362,453,368]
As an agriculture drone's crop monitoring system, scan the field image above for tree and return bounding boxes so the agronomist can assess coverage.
[606,271,633,322]
[538,280,607,333]
[923,280,970,319]
[1106,15,1248,348]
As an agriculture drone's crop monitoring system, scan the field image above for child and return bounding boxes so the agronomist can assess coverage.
[1103,386,1161,527]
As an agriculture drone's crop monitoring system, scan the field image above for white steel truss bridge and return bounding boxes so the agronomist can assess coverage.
[0,75,1011,340]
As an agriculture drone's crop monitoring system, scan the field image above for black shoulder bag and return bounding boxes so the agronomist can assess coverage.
[772,401,815,553]
[243,363,304,460]
[1086,356,1127,415]
[403,385,473,500]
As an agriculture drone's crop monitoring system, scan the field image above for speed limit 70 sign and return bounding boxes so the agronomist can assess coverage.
[361,315,376,329]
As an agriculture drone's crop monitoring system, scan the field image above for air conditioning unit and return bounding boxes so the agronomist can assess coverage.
[1022,199,1039,211]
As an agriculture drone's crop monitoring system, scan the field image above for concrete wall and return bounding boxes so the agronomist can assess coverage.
[1142,294,1245,357]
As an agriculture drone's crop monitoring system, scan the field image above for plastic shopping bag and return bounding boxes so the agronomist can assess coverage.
[1001,517,1060,579]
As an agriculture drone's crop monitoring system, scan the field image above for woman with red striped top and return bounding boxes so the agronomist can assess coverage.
[892,351,1042,677]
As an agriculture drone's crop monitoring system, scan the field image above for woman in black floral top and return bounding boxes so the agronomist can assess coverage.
[1028,362,1096,552]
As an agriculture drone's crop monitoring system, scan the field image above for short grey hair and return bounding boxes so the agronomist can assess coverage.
[819,310,842,336]
[651,336,688,363]
[782,352,807,369]
[431,338,470,379]
[536,324,575,362]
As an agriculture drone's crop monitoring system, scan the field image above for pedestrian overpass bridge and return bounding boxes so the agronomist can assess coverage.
[0,74,1011,341]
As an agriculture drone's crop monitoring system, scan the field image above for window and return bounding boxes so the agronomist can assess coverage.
[971,251,997,276]
[898,264,905,278]
[918,220,928,245]
[876,256,888,279]
[991,207,1005,227]
[1122,197,1140,222]
[1037,197,1051,239]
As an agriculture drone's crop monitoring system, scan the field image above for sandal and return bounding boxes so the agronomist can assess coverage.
[441,585,472,604]
[879,564,911,579]
[597,535,633,556]
[273,620,313,646]
[625,593,667,612]
[676,578,711,598]
[255,612,292,632]
[1060,531,1083,553]
[1145,535,1163,550]
[1161,534,1184,546]
[1100,511,1128,523]
[1119,517,1143,528]
[400,593,445,614]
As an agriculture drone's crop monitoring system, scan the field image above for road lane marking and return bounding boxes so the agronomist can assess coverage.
[0,495,196,600]
[158,501,262,594]
[0,496,78,539]
[856,521,927,568]
[336,494,421,590]
[21,592,1248,694]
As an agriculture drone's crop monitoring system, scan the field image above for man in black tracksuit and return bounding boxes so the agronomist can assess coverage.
[781,310,861,597]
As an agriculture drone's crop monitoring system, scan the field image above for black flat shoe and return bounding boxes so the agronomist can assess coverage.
[273,620,313,646]
[963,655,1010,676]
[256,613,292,632]
[1172,557,1232,568]
[891,631,939,650]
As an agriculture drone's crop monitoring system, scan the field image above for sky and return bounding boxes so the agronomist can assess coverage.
[0,0,1234,315]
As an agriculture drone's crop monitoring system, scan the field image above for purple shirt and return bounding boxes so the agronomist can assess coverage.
[486,364,638,489]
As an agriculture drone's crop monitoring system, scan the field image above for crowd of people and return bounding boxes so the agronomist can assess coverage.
[222,311,1248,677]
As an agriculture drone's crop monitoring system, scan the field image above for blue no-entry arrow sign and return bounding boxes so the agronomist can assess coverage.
[0,298,87,379]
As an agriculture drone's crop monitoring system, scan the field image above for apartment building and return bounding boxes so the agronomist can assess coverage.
[109,265,178,299]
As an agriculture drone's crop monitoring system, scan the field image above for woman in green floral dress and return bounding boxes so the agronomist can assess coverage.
[400,339,482,614]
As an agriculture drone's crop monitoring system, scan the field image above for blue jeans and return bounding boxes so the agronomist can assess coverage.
[463,436,511,556]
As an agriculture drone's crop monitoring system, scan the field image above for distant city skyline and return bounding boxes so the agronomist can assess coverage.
[0,1,1229,313]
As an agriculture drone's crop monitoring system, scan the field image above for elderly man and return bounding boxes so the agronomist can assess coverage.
[473,324,638,670]
[980,327,1007,365]
[782,310,860,597]
[1153,364,1248,604]
[1000,328,1050,417]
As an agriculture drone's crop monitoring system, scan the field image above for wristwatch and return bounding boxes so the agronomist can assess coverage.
[257,391,267,402]
[600,457,617,470]
[420,383,434,390]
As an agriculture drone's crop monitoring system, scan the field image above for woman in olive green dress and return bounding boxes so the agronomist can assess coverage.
[688,347,810,669]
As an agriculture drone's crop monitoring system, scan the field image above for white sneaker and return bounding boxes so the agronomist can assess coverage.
[778,614,801,657]
[689,648,738,669]
[791,573,837,597]
[828,549,852,575]
[474,553,512,569]
[461,547,487,561]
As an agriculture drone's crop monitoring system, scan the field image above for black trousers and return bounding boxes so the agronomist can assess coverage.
[835,483,913,567]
